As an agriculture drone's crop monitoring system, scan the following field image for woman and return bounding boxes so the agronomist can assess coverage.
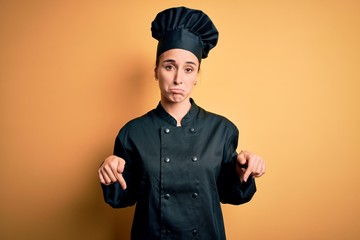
[98,6,265,240]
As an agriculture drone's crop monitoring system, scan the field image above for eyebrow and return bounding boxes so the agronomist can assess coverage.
[162,59,198,66]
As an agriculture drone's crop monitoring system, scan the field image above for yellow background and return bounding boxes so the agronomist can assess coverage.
[1,0,359,239]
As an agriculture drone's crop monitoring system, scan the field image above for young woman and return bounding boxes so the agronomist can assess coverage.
[98,6,265,240]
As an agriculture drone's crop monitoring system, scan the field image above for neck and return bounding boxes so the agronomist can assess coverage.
[161,98,191,126]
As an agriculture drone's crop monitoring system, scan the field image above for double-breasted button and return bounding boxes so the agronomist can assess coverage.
[164,194,170,199]
[164,128,170,133]
[162,229,170,235]
[192,156,198,162]
[192,229,198,235]
[164,157,170,163]
[192,192,199,198]
[189,128,195,133]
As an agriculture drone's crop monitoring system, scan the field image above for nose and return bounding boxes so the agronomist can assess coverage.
[173,69,183,85]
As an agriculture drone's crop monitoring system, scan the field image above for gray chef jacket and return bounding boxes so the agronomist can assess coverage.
[101,99,256,240]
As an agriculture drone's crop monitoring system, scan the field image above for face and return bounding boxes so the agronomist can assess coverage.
[155,48,199,104]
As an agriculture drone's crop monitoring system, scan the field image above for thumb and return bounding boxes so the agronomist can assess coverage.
[116,158,127,190]
[237,151,250,183]
[237,151,248,166]
[116,173,127,190]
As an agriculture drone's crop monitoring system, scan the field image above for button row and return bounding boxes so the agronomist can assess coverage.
[162,229,171,235]
[161,229,198,236]
[163,156,198,163]
[163,128,196,133]
[163,193,199,199]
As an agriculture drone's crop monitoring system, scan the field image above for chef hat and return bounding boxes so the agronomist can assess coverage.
[151,6,219,62]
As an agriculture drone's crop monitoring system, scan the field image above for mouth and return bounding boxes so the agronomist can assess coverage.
[169,88,184,94]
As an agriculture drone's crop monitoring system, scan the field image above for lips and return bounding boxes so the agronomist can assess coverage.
[169,88,184,94]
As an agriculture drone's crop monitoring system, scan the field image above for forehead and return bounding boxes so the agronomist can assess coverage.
[159,48,199,64]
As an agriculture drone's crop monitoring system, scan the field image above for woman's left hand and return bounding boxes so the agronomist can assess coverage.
[236,150,266,183]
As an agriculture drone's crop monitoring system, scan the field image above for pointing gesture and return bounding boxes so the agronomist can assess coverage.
[236,151,266,183]
[98,155,127,190]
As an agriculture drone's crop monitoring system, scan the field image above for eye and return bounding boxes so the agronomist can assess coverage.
[185,67,194,73]
[164,65,175,71]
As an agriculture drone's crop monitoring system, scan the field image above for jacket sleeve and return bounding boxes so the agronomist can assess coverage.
[217,128,257,205]
[101,126,141,208]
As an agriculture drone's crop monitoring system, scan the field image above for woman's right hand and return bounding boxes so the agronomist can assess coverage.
[98,155,127,190]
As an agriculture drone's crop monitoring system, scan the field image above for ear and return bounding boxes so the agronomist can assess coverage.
[154,67,158,80]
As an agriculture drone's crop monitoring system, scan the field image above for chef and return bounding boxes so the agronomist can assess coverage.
[98,6,266,240]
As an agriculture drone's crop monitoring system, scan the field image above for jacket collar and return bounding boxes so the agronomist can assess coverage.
[155,98,199,126]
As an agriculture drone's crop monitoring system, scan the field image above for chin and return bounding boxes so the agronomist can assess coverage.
[170,98,184,103]
[168,94,186,103]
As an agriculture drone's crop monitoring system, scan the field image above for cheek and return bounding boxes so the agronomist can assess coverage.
[157,76,168,91]
[155,68,162,80]
[158,71,173,85]
[187,74,198,85]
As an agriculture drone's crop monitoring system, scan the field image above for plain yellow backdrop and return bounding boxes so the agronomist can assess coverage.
[1,1,359,239]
